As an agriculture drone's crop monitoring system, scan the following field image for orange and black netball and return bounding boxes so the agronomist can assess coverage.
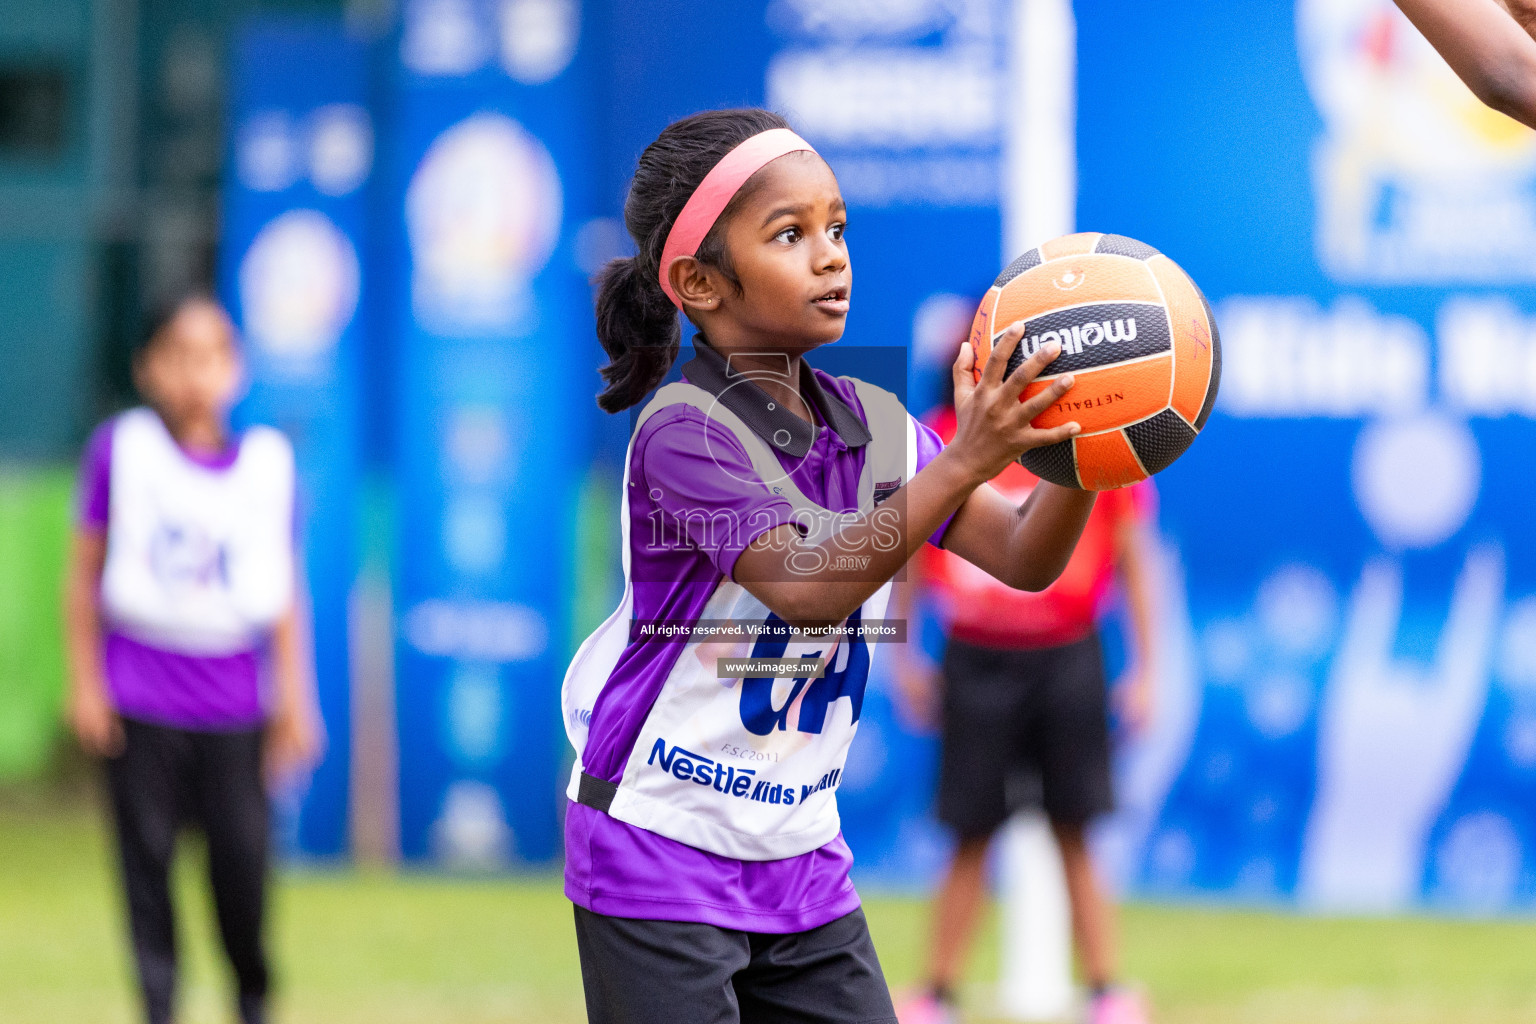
[970,232,1221,490]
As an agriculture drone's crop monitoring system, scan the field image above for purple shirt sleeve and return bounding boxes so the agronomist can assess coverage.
[910,414,954,548]
[637,408,798,581]
[76,420,114,532]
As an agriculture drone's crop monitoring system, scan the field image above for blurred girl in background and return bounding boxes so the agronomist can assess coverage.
[64,295,322,1024]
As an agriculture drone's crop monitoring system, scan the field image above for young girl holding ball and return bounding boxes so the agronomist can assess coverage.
[563,107,1095,1023]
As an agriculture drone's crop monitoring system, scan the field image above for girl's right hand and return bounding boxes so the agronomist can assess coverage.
[69,679,124,758]
[947,320,1080,485]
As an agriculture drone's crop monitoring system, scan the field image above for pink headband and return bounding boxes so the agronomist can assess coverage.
[658,128,817,309]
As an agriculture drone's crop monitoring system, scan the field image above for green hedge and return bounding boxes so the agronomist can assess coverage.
[0,466,70,779]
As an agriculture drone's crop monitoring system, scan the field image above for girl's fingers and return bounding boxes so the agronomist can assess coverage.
[1027,421,1082,448]
[952,341,978,402]
[1003,338,1063,399]
[981,321,1024,388]
[1017,373,1075,421]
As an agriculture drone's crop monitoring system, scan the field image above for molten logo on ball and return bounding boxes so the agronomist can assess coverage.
[1027,316,1138,357]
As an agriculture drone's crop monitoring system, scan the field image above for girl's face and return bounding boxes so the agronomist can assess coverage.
[136,300,243,428]
[707,152,851,350]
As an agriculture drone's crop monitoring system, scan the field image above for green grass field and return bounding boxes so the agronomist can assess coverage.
[5,795,1536,1024]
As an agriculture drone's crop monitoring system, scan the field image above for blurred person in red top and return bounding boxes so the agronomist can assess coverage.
[895,401,1157,1024]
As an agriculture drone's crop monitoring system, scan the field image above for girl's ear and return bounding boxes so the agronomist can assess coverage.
[668,256,723,313]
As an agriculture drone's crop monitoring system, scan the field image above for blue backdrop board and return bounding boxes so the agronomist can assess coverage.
[1080,0,1536,912]
[387,0,593,866]
[594,0,1014,884]
[596,0,1006,421]
[221,18,373,857]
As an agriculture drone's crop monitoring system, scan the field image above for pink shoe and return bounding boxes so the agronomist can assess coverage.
[895,992,958,1024]
[1087,987,1151,1024]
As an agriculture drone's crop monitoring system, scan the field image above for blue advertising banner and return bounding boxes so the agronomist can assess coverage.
[1080,0,1536,912]
[222,19,373,857]
[387,0,593,866]
[594,0,1017,883]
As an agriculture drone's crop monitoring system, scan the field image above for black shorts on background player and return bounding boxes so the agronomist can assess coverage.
[936,633,1114,839]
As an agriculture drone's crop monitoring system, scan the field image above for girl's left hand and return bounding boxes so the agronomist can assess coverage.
[264,702,326,789]
[69,680,124,758]
[893,654,942,732]
[946,322,1079,487]
[1113,666,1155,736]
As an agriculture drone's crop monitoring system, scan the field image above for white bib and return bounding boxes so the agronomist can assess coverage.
[562,379,916,861]
[100,408,296,655]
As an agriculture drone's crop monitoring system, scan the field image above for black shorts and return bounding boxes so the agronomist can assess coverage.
[936,633,1113,839]
[573,905,896,1024]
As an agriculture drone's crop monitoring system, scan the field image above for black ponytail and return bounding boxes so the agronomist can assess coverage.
[594,107,793,413]
[594,256,681,413]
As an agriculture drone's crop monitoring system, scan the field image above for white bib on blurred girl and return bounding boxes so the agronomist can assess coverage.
[100,407,295,656]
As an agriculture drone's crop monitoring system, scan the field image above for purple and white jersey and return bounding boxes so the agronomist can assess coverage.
[564,341,949,930]
[78,408,295,731]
